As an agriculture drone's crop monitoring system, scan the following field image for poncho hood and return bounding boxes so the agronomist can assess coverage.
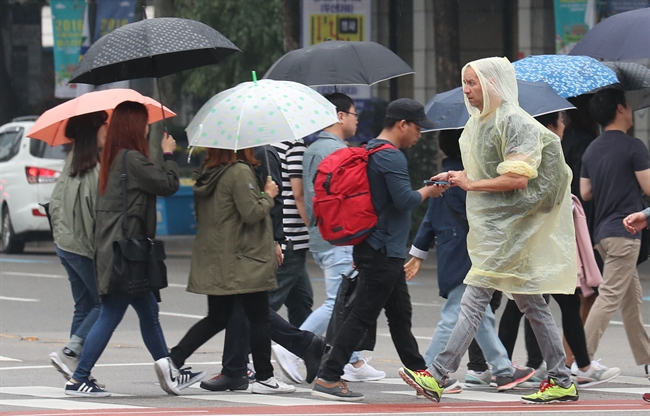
[462,57,518,119]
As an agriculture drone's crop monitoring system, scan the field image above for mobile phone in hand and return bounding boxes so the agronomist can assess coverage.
[424,180,450,186]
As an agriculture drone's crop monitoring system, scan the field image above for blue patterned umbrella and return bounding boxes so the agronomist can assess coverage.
[513,55,618,98]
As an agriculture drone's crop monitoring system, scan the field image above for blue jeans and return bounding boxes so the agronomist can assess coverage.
[72,292,168,381]
[423,284,513,377]
[300,246,362,364]
[56,246,100,355]
[428,285,572,388]
[268,246,313,328]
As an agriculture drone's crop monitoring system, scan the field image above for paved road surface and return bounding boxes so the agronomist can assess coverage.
[1,238,649,415]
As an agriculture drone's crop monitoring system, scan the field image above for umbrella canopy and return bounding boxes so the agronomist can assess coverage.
[512,55,618,98]
[263,41,414,86]
[569,8,650,61]
[69,17,241,85]
[603,61,650,110]
[186,79,338,151]
[27,89,176,146]
[424,80,576,132]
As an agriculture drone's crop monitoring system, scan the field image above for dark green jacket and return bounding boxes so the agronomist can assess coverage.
[187,161,276,296]
[95,150,179,295]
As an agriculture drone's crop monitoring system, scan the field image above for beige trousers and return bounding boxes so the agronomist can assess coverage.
[584,237,650,365]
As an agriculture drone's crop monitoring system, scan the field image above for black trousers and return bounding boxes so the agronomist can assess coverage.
[169,291,273,381]
[320,241,426,381]
[221,300,315,378]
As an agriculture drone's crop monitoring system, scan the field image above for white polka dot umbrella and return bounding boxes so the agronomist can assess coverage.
[186,78,338,151]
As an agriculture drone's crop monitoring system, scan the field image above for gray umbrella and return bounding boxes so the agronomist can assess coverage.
[424,80,576,131]
[263,41,414,86]
[69,17,241,85]
[603,61,650,110]
[569,8,650,61]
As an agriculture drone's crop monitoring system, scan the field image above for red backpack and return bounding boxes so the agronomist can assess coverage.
[312,144,394,246]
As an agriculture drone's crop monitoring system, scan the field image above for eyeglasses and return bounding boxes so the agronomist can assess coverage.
[340,110,359,119]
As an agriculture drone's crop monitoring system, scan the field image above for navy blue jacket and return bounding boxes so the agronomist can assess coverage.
[411,157,471,298]
[366,139,422,259]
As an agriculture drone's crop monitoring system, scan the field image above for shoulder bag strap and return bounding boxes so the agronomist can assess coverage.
[440,193,469,233]
[121,150,129,240]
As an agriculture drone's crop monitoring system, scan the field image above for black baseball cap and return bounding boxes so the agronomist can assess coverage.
[385,98,435,129]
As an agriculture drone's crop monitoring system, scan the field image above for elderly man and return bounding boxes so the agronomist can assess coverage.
[399,57,578,405]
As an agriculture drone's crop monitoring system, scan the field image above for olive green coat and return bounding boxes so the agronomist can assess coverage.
[95,150,179,296]
[50,152,98,259]
[187,161,277,296]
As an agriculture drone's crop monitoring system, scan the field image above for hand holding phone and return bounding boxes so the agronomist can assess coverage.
[424,180,450,186]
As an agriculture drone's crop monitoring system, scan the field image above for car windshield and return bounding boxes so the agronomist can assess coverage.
[29,138,68,160]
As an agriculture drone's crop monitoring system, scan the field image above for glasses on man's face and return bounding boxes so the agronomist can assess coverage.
[340,110,359,120]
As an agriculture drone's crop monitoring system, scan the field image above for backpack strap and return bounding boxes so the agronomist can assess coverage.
[366,143,396,155]
[120,150,129,240]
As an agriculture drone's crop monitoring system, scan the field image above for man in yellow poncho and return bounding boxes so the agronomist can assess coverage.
[398,57,579,404]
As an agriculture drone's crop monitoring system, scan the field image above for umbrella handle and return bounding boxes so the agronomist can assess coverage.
[187,146,195,164]
[156,78,168,134]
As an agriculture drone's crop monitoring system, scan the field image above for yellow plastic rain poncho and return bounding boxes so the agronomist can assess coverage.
[459,57,577,295]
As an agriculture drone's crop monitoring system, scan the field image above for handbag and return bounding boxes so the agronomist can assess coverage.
[325,268,376,352]
[108,150,168,296]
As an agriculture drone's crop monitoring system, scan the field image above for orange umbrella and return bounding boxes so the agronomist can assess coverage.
[27,89,176,146]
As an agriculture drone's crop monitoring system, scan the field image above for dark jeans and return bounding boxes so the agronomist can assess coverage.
[170,291,274,381]
[56,247,100,348]
[499,294,590,369]
[268,245,313,327]
[320,241,426,381]
[72,292,168,381]
[467,290,503,372]
[221,301,315,378]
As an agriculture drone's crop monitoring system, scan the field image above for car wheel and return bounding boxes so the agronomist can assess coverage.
[1,207,25,254]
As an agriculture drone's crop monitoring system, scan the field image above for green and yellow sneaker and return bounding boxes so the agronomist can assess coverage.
[521,379,579,404]
[398,367,444,403]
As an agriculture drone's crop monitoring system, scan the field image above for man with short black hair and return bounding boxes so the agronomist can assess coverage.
[580,88,650,371]
[311,98,442,401]
[273,92,384,384]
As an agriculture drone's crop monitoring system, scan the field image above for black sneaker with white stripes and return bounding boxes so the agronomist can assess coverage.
[64,379,111,397]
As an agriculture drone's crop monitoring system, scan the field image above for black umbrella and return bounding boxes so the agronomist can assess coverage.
[424,80,576,131]
[603,61,650,110]
[69,17,241,85]
[569,8,650,61]
[263,41,413,86]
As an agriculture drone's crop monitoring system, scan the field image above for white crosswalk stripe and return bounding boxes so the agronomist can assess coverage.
[1,377,648,411]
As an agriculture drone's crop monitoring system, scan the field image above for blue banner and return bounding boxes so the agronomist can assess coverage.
[553,0,595,54]
[51,0,85,98]
[94,0,137,41]
[606,0,650,16]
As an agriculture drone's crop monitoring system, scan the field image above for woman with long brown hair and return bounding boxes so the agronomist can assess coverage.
[64,101,205,397]
[166,146,295,394]
[49,111,107,383]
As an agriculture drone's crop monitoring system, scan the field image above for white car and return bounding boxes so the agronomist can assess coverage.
[0,117,67,253]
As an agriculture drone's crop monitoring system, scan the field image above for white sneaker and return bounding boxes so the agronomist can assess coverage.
[272,344,303,384]
[49,348,78,380]
[154,357,181,395]
[252,376,296,394]
[575,360,621,388]
[341,357,386,382]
